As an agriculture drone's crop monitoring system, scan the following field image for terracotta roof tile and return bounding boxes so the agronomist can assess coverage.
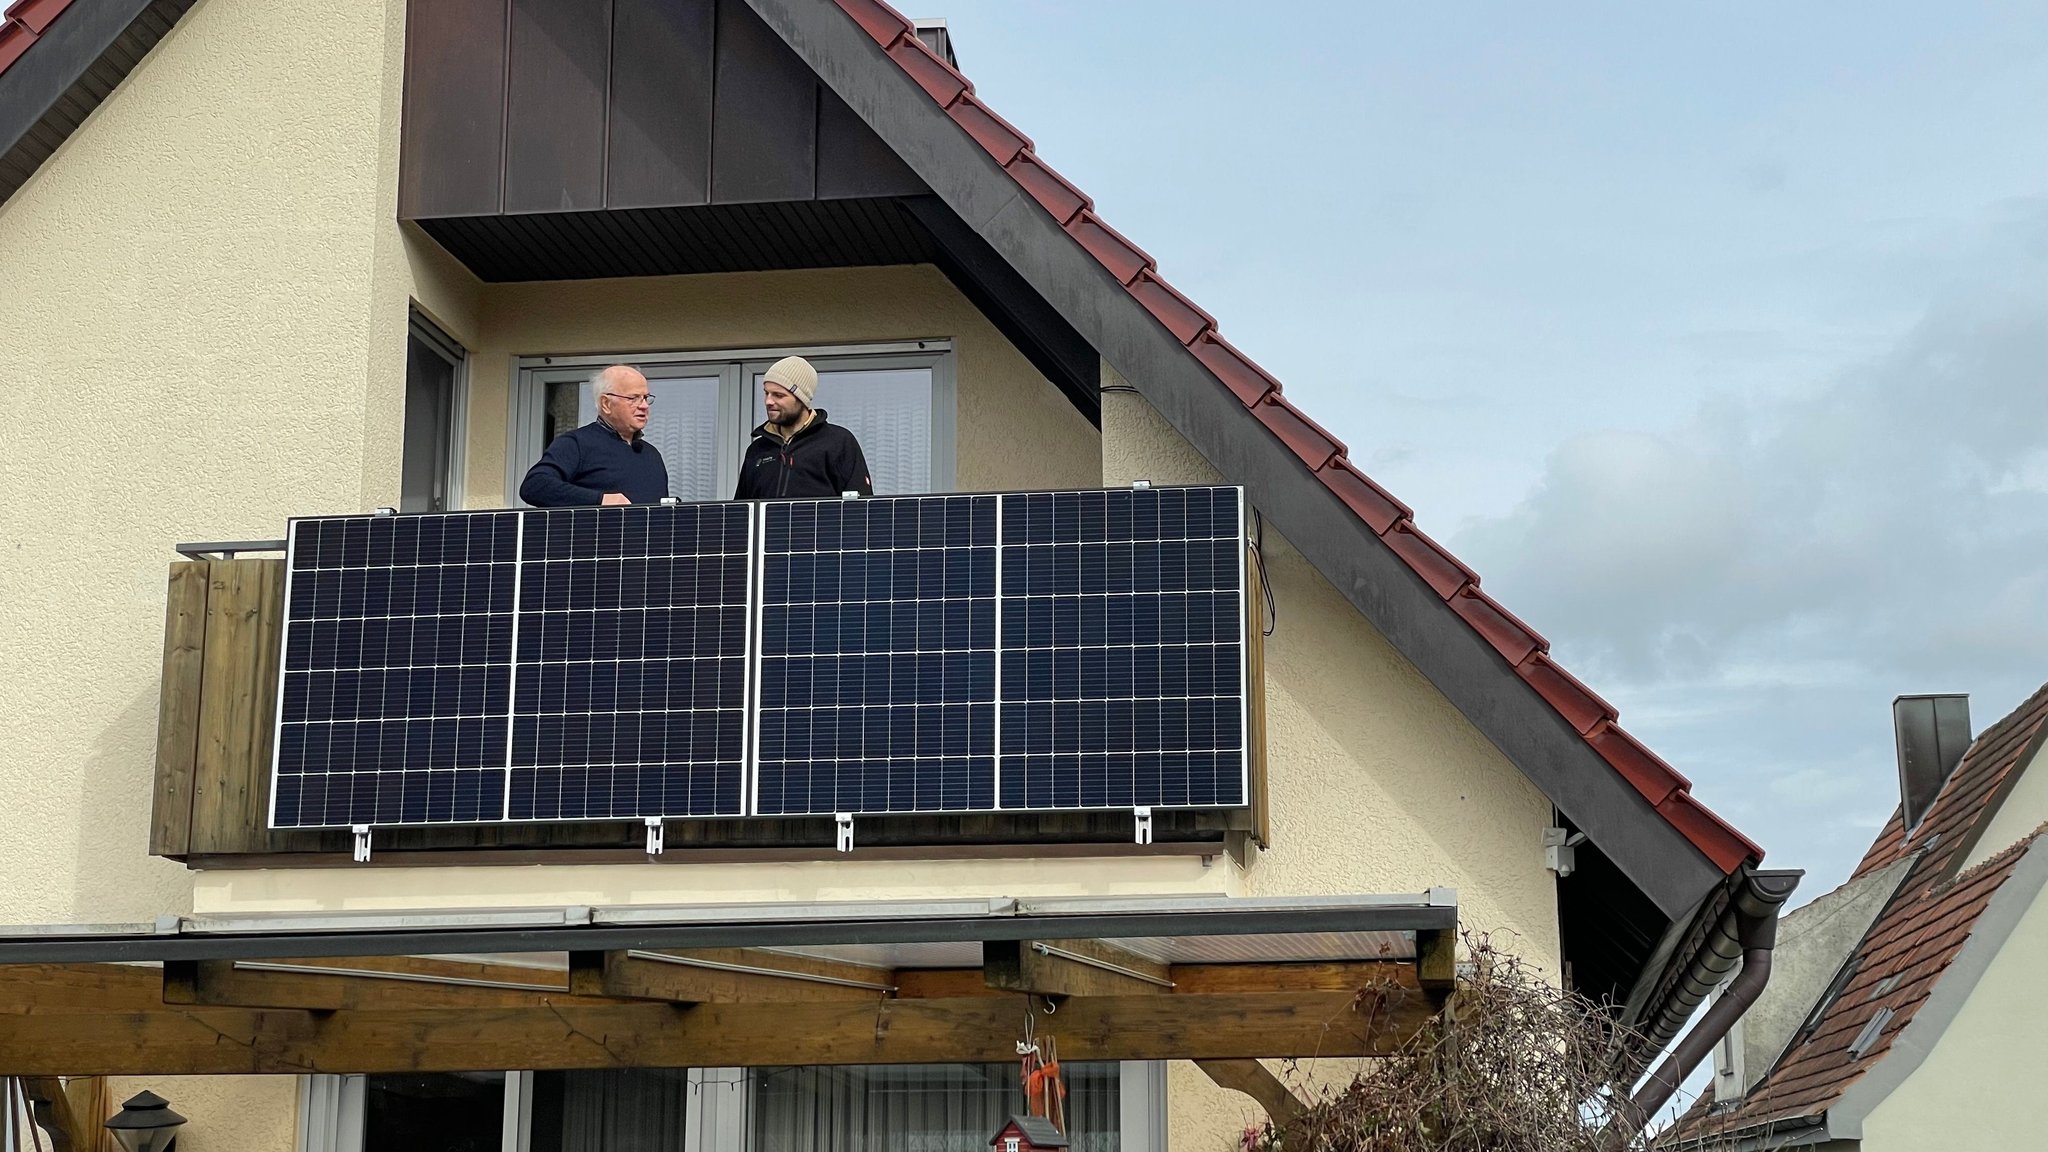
[0,1,74,78]
[829,0,1764,875]
[6,0,69,32]
[947,94,1031,165]
[1005,152,1091,226]
[1666,685,2048,1144]
[1065,210,1154,286]
[1317,456,1409,534]
[886,33,969,105]
[1516,655,1617,736]
[835,0,914,47]
[1127,269,1215,345]
[1450,586,1547,666]
[1380,519,1473,599]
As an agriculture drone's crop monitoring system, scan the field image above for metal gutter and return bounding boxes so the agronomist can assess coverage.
[0,891,1456,966]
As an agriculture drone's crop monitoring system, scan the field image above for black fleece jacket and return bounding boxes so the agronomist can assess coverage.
[520,420,670,506]
[734,410,874,500]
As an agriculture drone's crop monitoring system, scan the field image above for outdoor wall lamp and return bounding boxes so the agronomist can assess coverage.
[104,1090,186,1152]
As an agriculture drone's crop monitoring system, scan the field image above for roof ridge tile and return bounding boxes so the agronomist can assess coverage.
[1065,210,1155,285]
[835,0,915,47]
[1127,269,1216,345]
[1005,151,1092,226]
[948,94,1032,165]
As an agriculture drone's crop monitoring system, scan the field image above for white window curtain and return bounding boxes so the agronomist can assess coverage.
[748,1062,1120,1152]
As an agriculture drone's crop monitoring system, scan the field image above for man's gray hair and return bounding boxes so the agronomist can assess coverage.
[590,363,645,397]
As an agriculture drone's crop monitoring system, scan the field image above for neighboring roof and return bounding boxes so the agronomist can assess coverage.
[1666,683,2048,1145]
[994,1115,1069,1148]
[821,0,1761,880]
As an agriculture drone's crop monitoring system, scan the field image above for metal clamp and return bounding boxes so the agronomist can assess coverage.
[1131,479,1152,490]
[645,817,665,856]
[835,812,855,853]
[659,496,681,506]
[840,490,862,501]
[1133,806,1153,846]
[373,507,398,517]
[351,825,373,863]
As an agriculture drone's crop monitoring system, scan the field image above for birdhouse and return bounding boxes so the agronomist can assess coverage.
[990,1114,1069,1152]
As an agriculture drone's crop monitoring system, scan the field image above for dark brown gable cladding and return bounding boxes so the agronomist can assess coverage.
[793,0,1761,902]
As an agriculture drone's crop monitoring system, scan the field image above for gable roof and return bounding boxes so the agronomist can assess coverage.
[994,1115,1069,1148]
[1665,682,2048,1145]
[817,0,1761,888]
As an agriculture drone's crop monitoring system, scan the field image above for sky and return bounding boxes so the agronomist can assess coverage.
[927,0,2048,901]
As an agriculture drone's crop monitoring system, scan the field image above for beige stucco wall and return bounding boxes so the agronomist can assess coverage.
[1096,369,1559,1150]
[101,1076,299,1152]
[1857,867,2048,1151]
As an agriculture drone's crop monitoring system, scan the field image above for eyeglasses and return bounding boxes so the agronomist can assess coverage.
[604,392,655,407]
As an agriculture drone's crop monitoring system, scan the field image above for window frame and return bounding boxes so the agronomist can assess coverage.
[508,339,956,505]
[406,309,471,513]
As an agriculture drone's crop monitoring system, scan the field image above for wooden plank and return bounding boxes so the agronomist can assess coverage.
[606,0,715,208]
[398,0,510,218]
[1247,541,1271,850]
[150,560,210,856]
[985,938,1173,998]
[0,988,1429,1074]
[502,0,611,213]
[1415,928,1456,995]
[161,958,614,1012]
[892,968,995,999]
[1196,1059,1306,1127]
[709,0,815,203]
[599,947,895,1003]
[189,560,285,853]
[1173,961,1420,997]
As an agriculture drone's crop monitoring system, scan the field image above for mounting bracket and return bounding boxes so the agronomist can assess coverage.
[1133,806,1154,845]
[835,812,855,852]
[351,825,373,863]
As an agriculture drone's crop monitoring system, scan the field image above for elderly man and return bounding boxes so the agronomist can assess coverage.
[734,356,873,500]
[519,365,669,507]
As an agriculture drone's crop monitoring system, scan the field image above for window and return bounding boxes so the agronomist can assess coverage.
[403,313,469,513]
[748,1062,1121,1152]
[511,342,955,504]
[364,1073,505,1152]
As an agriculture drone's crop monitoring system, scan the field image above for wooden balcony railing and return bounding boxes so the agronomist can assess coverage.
[150,556,1269,865]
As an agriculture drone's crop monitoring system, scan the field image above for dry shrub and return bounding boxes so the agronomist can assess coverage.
[1241,933,1646,1152]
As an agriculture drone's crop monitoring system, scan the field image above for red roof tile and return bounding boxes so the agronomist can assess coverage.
[0,0,70,77]
[829,0,1764,875]
[1667,683,2048,1143]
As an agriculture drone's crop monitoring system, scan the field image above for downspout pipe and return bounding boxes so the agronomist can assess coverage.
[1606,868,1799,1145]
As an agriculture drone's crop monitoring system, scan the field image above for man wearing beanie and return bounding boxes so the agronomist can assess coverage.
[734,355,875,500]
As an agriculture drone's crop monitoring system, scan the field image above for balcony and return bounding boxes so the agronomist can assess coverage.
[150,491,1270,866]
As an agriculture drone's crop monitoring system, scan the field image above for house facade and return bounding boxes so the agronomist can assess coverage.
[1,2,1774,1149]
[1663,687,2048,1151]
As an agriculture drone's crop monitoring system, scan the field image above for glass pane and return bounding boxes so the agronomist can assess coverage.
[363,1072,504,1152]
[529,1068,692,1152]
[750,1061,1120,1152]
[753,367,934,496]
[544,374,723,502]
[401,334,456,513]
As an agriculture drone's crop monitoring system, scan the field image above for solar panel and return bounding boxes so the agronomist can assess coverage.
[271,486,1246,830]
[998,487,1246,809]
[274,512,520,827]
[754,496,1000,815]
[508,503,753,821]
[271,503,753,829]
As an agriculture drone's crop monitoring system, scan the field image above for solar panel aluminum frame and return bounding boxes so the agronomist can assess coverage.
[268,504,759,830]
[745,485,1251,819]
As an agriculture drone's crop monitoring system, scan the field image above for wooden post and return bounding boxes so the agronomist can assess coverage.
[187,560,285,854]
[150,562,210,857]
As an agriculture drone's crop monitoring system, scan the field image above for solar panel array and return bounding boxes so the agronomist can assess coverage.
[270,486,1245,829]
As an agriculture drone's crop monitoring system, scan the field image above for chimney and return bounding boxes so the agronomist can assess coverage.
[1893,694,1971,833]
[913,19,958,68]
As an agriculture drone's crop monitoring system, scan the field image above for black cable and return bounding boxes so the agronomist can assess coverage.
[1252,508,1276,637]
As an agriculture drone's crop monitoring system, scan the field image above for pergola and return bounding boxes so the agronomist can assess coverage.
[0,892,1456,1125]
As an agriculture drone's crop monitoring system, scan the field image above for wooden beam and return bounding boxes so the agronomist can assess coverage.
[1196,1059,1306,1127]
[20,1077,99,1152]
[0,967,1432,1074]
[1173,961,1421,996]
[1415,928,1457,995]
[590,948,898,1003]
[150,561,210,857]
[160,957,611,1012]
[985,938,1174,997]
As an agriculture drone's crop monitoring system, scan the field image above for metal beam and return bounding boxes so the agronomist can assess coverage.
[587,947,898,1003]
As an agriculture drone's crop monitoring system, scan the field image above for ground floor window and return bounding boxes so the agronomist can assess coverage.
[309,1061,1159,1152]
[510,341,956,504]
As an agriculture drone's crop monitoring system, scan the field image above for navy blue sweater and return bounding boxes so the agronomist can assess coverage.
[520,421,670,506]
